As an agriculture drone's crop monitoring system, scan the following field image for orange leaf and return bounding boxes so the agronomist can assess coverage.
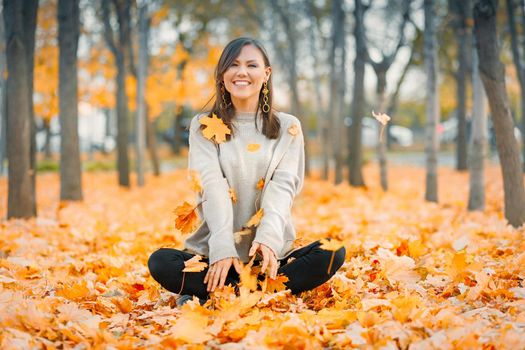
[182,255,208,272]
[246,208,264,228]
[239,255,258,292]
[174,201,199,234]
[56,281,90,301]
[256,178,265,190]
[247,143,260,152]
[319,238,344,251]
[229,188,237,203]
[264,274,289,293]
[200,113,231,143]
[189,170,202,193]
[288,124,299,136]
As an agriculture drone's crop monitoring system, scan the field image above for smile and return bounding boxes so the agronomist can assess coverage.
[233,81,251,86]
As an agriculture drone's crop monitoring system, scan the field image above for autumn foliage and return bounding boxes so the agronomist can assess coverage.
[0,164,524,348]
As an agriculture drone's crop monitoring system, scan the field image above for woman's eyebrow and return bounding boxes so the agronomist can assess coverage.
[233,59,258,63]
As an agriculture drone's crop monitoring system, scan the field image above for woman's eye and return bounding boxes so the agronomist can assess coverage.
[249,64,257,67]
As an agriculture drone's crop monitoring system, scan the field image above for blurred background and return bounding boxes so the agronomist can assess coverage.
[1,0,524,219]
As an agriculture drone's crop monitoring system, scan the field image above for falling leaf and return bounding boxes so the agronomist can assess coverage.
[246,208,264,228]
[182,255,208,273]
[174,201,199,234]
[199,113,231,144]
[288,124,299,136]
[372,110,391,125]
[234,228,252,244]
[256,178,265,190]
[229,188,237,203]
[247,143,260,152]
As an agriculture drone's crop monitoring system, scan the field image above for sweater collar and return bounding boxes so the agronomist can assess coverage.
[234,110,258,122]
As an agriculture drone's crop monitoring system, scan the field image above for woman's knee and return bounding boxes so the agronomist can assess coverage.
[147,249,169,281]
[332,246,346,273]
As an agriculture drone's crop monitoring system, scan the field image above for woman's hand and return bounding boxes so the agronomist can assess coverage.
[249,242,278,279]
[204,257,242,292]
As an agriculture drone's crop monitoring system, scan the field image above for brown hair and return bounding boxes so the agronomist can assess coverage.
[199,37,280,141]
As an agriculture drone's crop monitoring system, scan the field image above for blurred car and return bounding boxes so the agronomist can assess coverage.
[344,116,414,147]
[439,117,522,146]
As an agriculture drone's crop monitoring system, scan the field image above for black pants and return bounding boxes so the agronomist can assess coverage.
[148,239,346,300]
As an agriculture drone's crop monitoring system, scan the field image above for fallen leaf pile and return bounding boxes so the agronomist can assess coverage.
[0,164,524,348]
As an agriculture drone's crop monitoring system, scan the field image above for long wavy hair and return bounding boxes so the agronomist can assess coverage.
[199,37,280,141]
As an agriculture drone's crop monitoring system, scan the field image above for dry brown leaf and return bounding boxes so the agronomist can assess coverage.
[256,178,265,190]
[234,228,252,244]
[199,113,231,143]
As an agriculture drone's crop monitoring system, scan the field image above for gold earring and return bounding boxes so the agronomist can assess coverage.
[220,83,231,109]
[262,81,270,113]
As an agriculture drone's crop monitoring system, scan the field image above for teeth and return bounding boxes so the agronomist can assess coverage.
[234,81,250,86]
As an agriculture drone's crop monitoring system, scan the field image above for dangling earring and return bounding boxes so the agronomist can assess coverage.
[220,82,231,109]
[261,81,270,113]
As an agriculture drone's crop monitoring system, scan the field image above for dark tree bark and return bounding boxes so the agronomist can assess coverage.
[102,0,131,187]
[474,0,525,227]
[146,108,160,176]
[507,0,525,172]
[348,0,368,187]
[3,0,38,218]
[424,0,440,202]
[449,0,472,171]
[58,0,82,200]
[328,0,345,184]
[0,6,6,175]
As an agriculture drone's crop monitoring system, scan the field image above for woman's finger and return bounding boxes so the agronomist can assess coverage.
[233,258,243,274]
[261,248,269,274]
[249,242,260,256]
[211,263,224,292]
[218,260,231,289]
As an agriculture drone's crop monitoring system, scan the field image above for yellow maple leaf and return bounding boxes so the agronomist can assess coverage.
[319,238,344,251]
[247,143,260,152]
[182,255,208,273]
[199,113,231,143]
[229,188,237,203]
[239,255,258,292]
[174,201,199,234]
[263,274,289,293]
[288,124,299,136]
[56,281,90,301]
[246,208,264,228]
[256,178,265,190]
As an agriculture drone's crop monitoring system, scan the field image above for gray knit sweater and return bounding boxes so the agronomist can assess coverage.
[183,110,305,264]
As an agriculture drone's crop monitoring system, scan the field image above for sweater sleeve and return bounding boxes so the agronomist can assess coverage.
[254,118,305,257]
[188,114,239,264]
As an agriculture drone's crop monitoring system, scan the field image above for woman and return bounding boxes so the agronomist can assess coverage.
[148,37,346,306]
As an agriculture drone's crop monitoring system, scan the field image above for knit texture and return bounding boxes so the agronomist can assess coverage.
[183,110,305,264]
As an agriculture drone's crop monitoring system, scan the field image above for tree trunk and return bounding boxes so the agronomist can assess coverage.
[0,6,6,175]
[23,0,38,216]
[43,119,52,159]
[450,0,471,171]
[102,0,130,187]
[305,0,327,179]
[329,0,345,184]
[474,0,525,227]
[375,70,388,191]
[146,110,160,176]
[424,0,440,202]
[4,0,37,218]
[58,0,82,201]
[508,0,525,172]
[468,43,487,210]
[136,3,148,187]
[348,0,367,187]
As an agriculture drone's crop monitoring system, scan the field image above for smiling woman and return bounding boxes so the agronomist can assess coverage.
[147,37,346,307]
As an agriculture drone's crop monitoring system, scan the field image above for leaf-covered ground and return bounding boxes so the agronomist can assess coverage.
[0,165,524,349]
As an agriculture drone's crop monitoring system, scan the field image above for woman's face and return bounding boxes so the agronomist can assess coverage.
[222,44,271,108]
